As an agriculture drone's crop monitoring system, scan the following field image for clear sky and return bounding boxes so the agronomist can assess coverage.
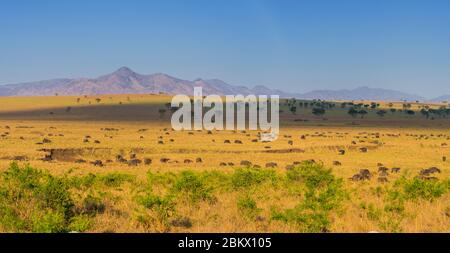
[1,0,449,97]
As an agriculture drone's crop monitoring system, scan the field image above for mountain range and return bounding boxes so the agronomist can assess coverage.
[0,67,447,102]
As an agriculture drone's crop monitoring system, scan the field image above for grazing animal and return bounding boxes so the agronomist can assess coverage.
[351,169,372,181]
[160,158,170,163]
[391,167,401,173]
[91,160,104,167]
[234,140,243,144]
[265,162,278,168]
[338,150,346,155]
[378,167,389,173]
[443,156,447,162]
[128,159,142,166]
[240,160,252,167]
[42,138,52,143]
[75,159,86,163]
[143,158,152,165]
[288,140,293,145]
[227,162,234,166]
[184,159,193,164]
[196,158,203,163]
[359,147,368,153]
[333,161,342,166]
[420,167,441,176]
[224,140,231,144]
[219,162,227,166]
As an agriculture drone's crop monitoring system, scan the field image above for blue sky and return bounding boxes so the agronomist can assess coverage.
[1,0,449,97]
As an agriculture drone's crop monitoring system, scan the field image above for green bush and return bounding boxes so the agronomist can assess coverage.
[139,194,176,223]
[171,171,215,203]
[231,168,277,188]
[399,177,448,201]
[237,196,260,219]
[272,162,347,232]
[0,163,100,233]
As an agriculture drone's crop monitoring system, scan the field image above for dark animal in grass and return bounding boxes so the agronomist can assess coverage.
[378,167,389,173]
[224,140,231,144]
[42,138,52,144]
[391,167,401,173]
[359,147,368,153]
[288,140,293,145]
[12,155,28,161]
[128,159,142,166]
[377,163,384,167]
[196,158,203,163]
[333,161,342,166]
[220,162,227,166]
[420,167,441,176]
[227,162,234,166]
[443,156,447,162]
[94,140,101,144]
[83,139,89,143]
[338,150,346,155]
[75,159,86,163]
[251,139,258,142]
[265,162,278,168]
[42,154,53,161]
[129,153,136,159]
[351,169,372,181]
[253,165,261,169]
[234,140,243,144]
[240,160,252,167]
[184,159,193,164]
[158,140,164,144]
[144,158,152,165]
[91,160,104,167]
[160,158,170,163]
[170,217,193,228]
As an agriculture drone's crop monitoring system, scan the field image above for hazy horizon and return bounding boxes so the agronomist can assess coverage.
[1,0,449,97]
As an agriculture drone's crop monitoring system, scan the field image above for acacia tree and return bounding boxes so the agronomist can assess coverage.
[312,107,326,117]
[348,107,358,118]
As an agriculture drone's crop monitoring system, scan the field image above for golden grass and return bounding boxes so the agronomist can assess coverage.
[0,94,448,232]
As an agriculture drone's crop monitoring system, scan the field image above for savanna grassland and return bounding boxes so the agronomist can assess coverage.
[0,94,449,233]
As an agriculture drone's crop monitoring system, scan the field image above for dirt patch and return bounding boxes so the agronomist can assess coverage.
[38,148,112,162]
[264,148,305,154]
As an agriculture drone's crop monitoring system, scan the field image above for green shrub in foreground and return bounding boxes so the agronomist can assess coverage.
[272,162,347,232]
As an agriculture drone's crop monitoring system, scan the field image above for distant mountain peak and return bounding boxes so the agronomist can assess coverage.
[112,66,136,77]
[0,67,446,102]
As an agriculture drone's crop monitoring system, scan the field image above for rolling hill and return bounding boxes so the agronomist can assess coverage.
[0,67,447,102]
